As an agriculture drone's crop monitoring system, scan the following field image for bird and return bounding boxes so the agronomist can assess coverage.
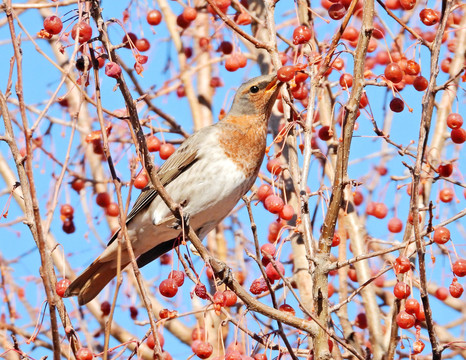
[64,73,283,305]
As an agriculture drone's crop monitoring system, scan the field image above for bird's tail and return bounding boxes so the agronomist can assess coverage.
[64,256,130,305]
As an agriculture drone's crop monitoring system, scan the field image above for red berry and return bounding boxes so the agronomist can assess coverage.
[182,7,198,22]
[213,291,226,306]
[452,259,466,277]
[225,350,242,360]
[210,76,223,88]
[71,178,85,192]
[433,226,450,244]
[394,281,411,299]
[159,278,179,297]
[62,219,76,234]
[147,136,161,152]
[225,55,240,72]
[44,16,63,35]
[278,303,295,315]
[279,204,294,220]
[147,10,162,25]
[405,60,420,75]
[168,270,185,287]
[100,301,111,316]
[292,25,312,45]
[420,8,439,26]
[254,354,267,360]
[390,98,404,112]
[134,170,149,189]
[413,76,428,91]
[135,38,150,52]
[176,85,186,98]
[250,278,268,295]
[342,26,358,41]
[76,348,93,360]
[160,253,172,265]
[372,202,388,219]
[339,73,353,88]
[388,218,403,233]
[264,195,284,214]
[437,163,453,177]
[439,188,454,203]
[267,158,282,176]
[353,191,363,205]
[159,143,175,159]
[435,287,448,300]
[385,63,403,83]
[56,279,71,297]
[129,305,138,319]
[446,113,463,129]
[176,13,191,28]
[348,268,358,282]
[71,22,92,43]
[328,3,346,20]
[105,62,122,79]
[223,290,237,306]
[122,32,137,48]
[265,262,285,281]
[277,66,296,82]
[261,243,276,258]
[195,283,209,299]
[257,184,273,202]
[400,0,416,10]
[236,53,247,68]
[218,41,233,54]
[96,192,111,208]
[235,11,252,25]
[396,310,415,329]
[451,128,466,144]
[318,126,332,141]
[413,340,425,354]
[405,298,420,315]
[394,256,411,274]
[105,202,120,217]
[355,312,367,329]
[331,233,340,247]
[192,341,213,359]
[449,278,464,298]
[191,327,205,341]
[415,306,425,321]
[60,204,74,219]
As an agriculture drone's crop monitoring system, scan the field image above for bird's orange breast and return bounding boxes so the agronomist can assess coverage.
[218,114,268,179]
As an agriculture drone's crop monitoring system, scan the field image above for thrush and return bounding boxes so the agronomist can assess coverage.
[64,73,283,305]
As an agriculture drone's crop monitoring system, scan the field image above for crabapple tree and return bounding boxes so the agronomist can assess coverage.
[0,0,465,360]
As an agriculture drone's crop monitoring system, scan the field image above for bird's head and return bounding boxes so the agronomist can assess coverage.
[228,73,283,120]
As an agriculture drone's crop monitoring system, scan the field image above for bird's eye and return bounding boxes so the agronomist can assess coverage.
[250,85,259,93]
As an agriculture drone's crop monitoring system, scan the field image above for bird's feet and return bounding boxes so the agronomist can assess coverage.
[169,212,190,230]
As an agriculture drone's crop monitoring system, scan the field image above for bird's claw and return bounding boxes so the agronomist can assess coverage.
[214,261,233,286]
[169,213,190,230]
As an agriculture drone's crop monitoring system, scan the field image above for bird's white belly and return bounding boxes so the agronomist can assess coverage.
[126,143,254,257]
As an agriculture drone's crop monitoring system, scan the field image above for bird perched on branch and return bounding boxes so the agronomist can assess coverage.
[64,73,283,305]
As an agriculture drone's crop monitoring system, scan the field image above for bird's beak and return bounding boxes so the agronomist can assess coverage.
[265,76,280,92]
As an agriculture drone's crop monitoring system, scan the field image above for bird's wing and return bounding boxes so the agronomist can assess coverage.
[107,137,201,245]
